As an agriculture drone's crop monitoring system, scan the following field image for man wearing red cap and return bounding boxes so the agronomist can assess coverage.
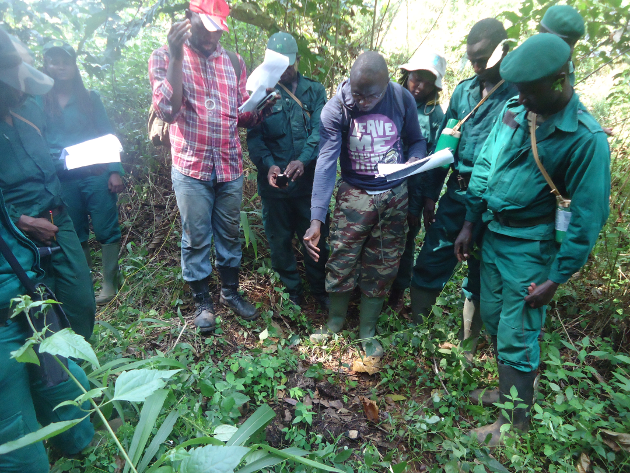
[149,0,276,333]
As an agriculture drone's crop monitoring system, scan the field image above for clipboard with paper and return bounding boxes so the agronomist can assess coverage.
[59,134,123,170]
[377,149,454,181]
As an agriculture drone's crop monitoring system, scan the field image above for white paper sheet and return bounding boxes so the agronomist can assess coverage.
[60,134,123,170]
[238,49,289,113]
[377,149,454,181]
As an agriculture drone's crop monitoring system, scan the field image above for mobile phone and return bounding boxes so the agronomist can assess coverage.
[276,174,289,188]
[256,91,278,111]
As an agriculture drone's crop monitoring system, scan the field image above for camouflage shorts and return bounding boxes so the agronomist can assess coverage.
[325,181,409,298]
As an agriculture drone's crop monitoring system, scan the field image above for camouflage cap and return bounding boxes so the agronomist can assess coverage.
[500,33,571,83]
[540,5,585,40]
[43,40,77,60]
[0,28,53,95]
[267,32,298,65]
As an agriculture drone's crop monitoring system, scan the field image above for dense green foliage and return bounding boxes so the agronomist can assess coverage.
[1,0,629,472]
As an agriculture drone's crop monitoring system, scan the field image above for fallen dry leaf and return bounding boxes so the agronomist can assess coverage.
[276,389,285,400]
[283,398,297,406]
[303,395,313,406]
[284,409,293,423]
[601,429,630,453]
[361,396,379,422]
[386,394,406,403]
[338,408,350,414]
[352,356,381,375]
[347,430,359,439]
[313,399,330,408]
[329,400,344,410]
[439,342,456,349]
[576,452,590,473]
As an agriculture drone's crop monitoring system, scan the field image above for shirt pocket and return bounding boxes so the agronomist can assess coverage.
[263,101,287,139]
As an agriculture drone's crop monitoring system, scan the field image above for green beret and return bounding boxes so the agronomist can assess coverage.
[540,5,585,40]
[500,34,571,83]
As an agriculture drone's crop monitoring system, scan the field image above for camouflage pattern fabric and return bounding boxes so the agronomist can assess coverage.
[326,181,408,298]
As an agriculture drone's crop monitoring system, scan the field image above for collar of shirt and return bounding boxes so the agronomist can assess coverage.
[184,40,224,61]
[466,75,511,102]
[509,92,580,141]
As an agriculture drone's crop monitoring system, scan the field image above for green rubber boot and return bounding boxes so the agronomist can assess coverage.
[359,294,385,357]
[470,335,499,406]
[409,286,441,325]
[469,363,536,447]
[310,291,351,343]
[81,241,93,269]
[96,243,121,306]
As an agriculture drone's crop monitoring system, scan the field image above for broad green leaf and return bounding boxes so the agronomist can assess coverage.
[180,445,249,473]
[474,448,510,473]
[137,409,180,473]
[214,425,239,442]
[124,389,168,473]
[333,448,353,463]
[226,404,275,446]
[113,369,180,402]
[11,340,40,365]
[75,387,107,406]
[256,445,345,472]
[0,417,87,454]
[392,462,408,473]
[237,447,309,473]
[39,328,100,368]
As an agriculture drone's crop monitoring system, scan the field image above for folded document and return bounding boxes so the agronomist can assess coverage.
[238,49,289,113]
[60,134,122,170]
[377,149,454,181]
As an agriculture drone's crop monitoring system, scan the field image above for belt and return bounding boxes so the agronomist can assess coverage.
[38,206,63,219]
[495,213,555,228]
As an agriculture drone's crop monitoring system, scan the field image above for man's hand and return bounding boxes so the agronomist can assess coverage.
[454,221,474,262]
[17,215,58,246]
[285,160,305,181]
[407,156,419,164]
[267,165,282,188]
[524,280,559,308]
[407,213,420,228]
[303,220,322,262]
[260,88,279,114]
[167,20,191,61]
[108,172,124,193]
[423,198,436,231]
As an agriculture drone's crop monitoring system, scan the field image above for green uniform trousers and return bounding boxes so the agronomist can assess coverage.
[481,230,558,373]
[39,210,96,339]
[0,317,94,473]
[326,181,408,298]
[392,221,421,291]
[61,172,121,244]
[261,195,329,296]
[411,179,482,300]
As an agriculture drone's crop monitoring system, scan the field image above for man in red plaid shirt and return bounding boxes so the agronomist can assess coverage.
[149,0,276,333]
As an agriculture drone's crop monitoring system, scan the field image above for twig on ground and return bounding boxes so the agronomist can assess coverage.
[432,356,450,396]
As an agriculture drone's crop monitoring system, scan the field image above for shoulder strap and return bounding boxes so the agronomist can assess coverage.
[10,112,42,137]
[393,82,405,119]
[528,111,570,206]
[224,50,242,82]
[0,232,37,296]
[452,79,504,132]
[277,82,311,118]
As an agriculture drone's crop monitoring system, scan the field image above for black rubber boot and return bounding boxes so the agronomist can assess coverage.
[189,279,216,334]
[470,335,500,406]
[218,266,258,321]
[469,363,536,447]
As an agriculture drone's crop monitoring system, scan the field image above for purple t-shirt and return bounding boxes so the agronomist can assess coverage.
[311,80,426,222]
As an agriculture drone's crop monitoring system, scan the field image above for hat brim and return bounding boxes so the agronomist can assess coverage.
[0,62,54,96]
[282,52,296,66]
[399,64,442,89]
[43,45,76,60]
[199,14,229,32]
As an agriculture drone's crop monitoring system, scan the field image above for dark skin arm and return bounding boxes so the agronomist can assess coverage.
[165,20,192,116]
[17,215,58,246]
[454,221,474,262]
[423,197,436,231]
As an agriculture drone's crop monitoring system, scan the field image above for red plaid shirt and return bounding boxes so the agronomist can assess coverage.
[149,42,262,182]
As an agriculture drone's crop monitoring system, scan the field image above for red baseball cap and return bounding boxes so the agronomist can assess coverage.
[190,0,230,32]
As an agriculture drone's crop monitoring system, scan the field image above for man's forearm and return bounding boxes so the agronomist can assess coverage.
[166,57,184,116]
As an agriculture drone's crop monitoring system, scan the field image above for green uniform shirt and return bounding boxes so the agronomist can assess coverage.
[408,97,444,215]
[34,91,123,177]
[247,73,327,199]
[0,191,42,309]
[465,93,610,284]
[424,76,517,200]
[0,98,64,223]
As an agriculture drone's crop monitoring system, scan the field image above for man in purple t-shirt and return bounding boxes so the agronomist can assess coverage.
[305,51,427,357]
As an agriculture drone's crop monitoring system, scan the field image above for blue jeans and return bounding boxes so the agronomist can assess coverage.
[171,168,243,282]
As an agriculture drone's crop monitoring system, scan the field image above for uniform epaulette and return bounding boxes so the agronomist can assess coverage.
[576,105,604,134]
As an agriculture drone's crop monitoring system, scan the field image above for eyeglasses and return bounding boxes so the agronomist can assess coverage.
[351,88,386,103]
